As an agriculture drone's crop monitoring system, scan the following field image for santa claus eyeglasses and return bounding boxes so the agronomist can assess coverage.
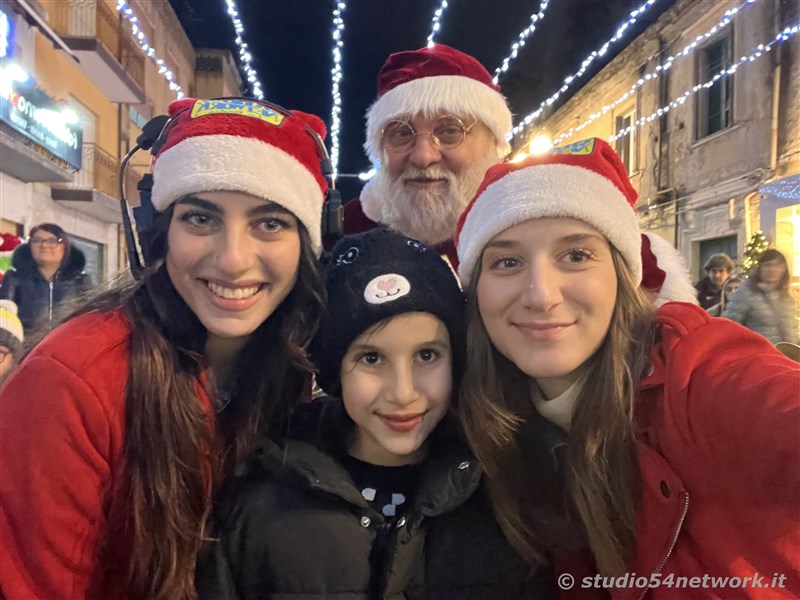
[381,115,477,153]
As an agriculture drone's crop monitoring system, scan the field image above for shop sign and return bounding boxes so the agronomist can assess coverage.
[0,70,83,169]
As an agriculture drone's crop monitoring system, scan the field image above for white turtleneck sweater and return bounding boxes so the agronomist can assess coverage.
[530,376,585,431]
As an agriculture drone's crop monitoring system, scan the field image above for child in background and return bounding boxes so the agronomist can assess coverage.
[197,228,553,599]
[0,300,23,386]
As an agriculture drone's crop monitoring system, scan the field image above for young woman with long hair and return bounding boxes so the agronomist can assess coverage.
[723,248,798,344]
[454,138,800,598]
[0,98,328,600]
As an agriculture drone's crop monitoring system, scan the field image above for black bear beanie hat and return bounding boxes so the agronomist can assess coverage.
[311,228,466,396]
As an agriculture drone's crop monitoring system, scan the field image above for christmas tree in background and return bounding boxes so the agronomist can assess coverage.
[742,230,771,276]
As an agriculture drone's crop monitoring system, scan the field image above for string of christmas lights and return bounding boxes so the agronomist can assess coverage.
[608,24,799,143]
[330,1,346,180]
[510,0,660,140]
[225,0,264,99]
[117,1,184,98]
[493,0,550,85]
[427,0,450,48]
[552,0,758,146]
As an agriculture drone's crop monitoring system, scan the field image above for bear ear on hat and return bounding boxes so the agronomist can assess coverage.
[167,98,196,117]
[291,110,327,141]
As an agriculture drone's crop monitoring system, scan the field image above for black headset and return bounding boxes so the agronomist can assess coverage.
[119,97,344,280]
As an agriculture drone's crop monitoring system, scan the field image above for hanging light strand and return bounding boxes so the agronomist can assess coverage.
[427,0,450,48]
[116,1,184,98]
[224,0,265,99]
[608,24,798,143]
[510,0,661,140]
[330,1,346,180]
[553,0,758,146]
[493,0,550,85]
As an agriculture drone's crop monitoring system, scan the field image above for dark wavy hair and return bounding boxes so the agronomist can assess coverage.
[41,205,325,599]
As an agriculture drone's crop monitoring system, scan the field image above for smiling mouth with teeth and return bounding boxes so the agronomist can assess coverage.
[206,281,262,300]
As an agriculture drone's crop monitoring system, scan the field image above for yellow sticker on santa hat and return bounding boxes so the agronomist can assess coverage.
[190,99,285,126]
[552,138,596,156]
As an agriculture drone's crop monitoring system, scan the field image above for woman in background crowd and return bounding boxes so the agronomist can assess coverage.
[0,223,91,333]
[723,248,798,344]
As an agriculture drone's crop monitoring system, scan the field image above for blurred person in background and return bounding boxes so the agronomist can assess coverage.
[723,249,798,344]
[0,223,91,333]
[694,252,734,312]
[0,299,23,387]
[706,273,743,317]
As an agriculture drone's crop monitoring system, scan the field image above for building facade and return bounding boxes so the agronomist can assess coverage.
[524,0,798,290]
[0,0,243,284]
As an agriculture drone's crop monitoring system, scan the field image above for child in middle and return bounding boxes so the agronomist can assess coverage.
[197,228,554,599]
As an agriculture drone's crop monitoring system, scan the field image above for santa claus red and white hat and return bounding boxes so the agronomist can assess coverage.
[455,138,641,286]
[152,98,328,254]
[364,44,513,164]
[455,137,698,305]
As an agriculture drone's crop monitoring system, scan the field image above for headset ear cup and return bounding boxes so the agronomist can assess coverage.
[322,188,344,241]
[134,174,156,264]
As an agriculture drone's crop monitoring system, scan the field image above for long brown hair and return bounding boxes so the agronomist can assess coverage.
[41,205,325,599]
[459,249,655,576]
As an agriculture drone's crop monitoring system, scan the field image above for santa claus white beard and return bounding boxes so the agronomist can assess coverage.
[363,156,497,247]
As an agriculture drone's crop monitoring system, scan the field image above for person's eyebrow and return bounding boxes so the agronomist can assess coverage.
[175,195,223,215]
[246,202,295,219]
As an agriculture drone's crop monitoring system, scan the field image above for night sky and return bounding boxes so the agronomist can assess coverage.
[169,0,675,199]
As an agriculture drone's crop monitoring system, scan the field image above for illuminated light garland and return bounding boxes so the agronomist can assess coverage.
[608,24,799,143]
[116,1,184,99]
[493,0,550,85]
[330,1,346,180]
[427,0,450,48]
[225,0,264,99]
[552,0,757,146]
[510,0,660,140]
[760,174,800,200]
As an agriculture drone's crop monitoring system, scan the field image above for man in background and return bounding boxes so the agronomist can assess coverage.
[695,253,735,311]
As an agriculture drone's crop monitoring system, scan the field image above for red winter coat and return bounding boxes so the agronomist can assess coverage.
[559,302,800,599]
[0,309,214,600]
[328,197,460,267]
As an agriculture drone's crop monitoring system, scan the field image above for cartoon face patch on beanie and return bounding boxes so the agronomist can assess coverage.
[363,274,412,304]
[311,228,465,396]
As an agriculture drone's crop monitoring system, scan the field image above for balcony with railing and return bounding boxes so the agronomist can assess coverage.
[51,143,123,223]
[49,0,146,103]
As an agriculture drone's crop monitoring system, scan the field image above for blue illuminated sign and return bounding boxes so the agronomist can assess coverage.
[0,9,15,60]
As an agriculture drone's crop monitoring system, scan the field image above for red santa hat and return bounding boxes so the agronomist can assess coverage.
[641,231,698,307]
[152,98,329,254]
[0,233,21,253]
[455,137,698,305]
[456,138,641,287]
[364,44,512,164]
